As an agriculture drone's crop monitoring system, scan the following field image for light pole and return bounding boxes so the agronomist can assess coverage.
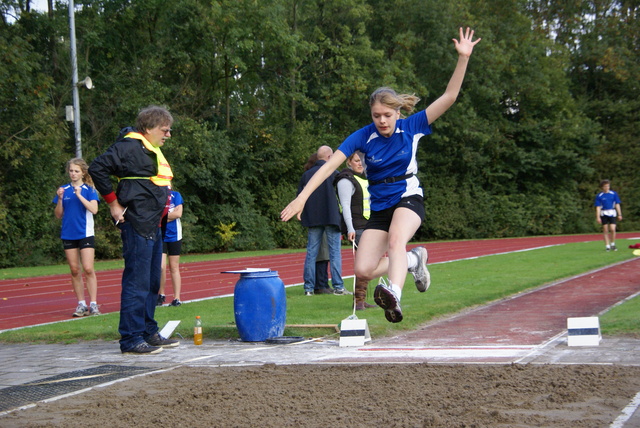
[69,0,81,158]
[68,0,92,159]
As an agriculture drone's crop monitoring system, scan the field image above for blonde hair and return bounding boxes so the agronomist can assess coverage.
[66,158,94,188]
[369,87,420,117]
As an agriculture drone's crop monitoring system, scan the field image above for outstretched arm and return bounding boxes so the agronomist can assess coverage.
[280,150,347,221]
[425,27,481,125]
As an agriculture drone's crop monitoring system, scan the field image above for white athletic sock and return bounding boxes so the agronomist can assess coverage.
[90,301,97,306]
[78,300,86,307]
[390,282,402,300]
[407,251,418,270]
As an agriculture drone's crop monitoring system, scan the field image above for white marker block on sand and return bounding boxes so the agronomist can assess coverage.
[567,317,601,346]
[339,319,371,347]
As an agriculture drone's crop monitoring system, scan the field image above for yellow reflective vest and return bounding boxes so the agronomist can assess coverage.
[353,175,371,220]
[120,132,173,187]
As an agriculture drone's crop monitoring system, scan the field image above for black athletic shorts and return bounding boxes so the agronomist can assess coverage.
[601,216,617,225]
[163,240,182,256]
[364,195,426,232]
[62,236,95,250]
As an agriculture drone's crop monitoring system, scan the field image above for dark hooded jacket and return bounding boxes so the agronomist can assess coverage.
[89,126,169,239]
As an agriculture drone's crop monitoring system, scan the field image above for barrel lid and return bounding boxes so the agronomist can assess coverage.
[221,268,271,274]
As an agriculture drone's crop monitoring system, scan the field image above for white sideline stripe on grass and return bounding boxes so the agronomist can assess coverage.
[435,244,560,264]
[610,390,640,428]
[597,290,640,316]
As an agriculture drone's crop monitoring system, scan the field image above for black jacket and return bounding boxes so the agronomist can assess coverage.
[89,127,169,239]
[297,160,341,228]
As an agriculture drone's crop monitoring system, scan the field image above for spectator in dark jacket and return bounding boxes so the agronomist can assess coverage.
[298,146,346,295]
[303,153,332,294]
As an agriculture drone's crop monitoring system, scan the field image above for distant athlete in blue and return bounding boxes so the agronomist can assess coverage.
[281,27,481,323]
[53,158,100,317]
[594,179,622,252]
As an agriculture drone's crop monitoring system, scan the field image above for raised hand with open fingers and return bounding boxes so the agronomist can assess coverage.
[453,27,481,57]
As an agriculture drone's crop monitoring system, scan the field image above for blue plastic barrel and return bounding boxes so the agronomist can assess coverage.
[233,271,286,342]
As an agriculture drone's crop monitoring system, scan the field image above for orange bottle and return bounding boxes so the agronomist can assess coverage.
[194,316,203,345]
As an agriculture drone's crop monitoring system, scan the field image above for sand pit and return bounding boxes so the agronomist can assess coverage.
[2,363,640,427]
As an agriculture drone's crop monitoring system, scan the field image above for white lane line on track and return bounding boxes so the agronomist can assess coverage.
[610,390,640,428]
[513,331,567,364]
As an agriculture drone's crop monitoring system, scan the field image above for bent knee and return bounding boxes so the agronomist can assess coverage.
[354,266,375,281]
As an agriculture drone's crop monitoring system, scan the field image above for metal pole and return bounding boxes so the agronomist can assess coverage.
[69,0,82,158]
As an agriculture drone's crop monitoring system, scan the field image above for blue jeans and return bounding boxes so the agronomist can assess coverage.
[118,223,163,351]
[304,226,343,292]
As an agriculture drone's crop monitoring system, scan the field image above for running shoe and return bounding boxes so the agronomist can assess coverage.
[169,299,182,306]
[409,246,430,292]
[89,303,101,315]
[333,288,353,295]
[156,294,166,306]
[611,243,617,251]
[72,304,89,317]
[374,278,403,323]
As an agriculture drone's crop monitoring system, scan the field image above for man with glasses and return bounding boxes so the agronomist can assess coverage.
[89,105,180,354]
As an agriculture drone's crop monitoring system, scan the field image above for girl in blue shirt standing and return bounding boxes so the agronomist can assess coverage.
[158,190,184,306]
[282,27,481,323]
[53,158,100,317]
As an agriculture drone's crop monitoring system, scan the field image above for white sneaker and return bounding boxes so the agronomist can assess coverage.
[89,303,101,315]
[409,247,431,292]
[72,304,89,317]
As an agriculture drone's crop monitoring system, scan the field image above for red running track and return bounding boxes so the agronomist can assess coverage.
[0,233,637,331]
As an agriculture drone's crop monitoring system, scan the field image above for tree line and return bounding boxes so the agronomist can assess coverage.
[0,0,637,268]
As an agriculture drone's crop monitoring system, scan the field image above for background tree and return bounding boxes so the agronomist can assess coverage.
[0,0,637,267]
[528,0,640,235]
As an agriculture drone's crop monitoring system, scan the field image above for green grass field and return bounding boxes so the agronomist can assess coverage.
[0,239,638,344]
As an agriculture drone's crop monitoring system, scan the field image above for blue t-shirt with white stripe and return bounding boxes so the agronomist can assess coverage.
[337,110,431,211]
[164,191,183,242]
[52,184,99,240]
[594,190,621,217]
